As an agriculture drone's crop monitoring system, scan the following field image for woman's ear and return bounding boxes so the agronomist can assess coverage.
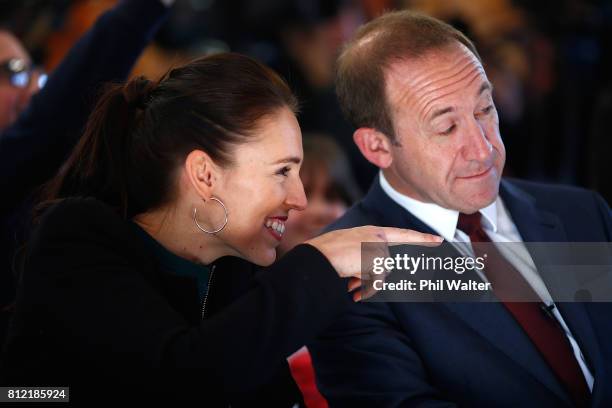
[185,150,218,199]
[353,127,394,169]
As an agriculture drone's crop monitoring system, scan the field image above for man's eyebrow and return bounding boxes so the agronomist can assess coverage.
[429,82,493,121]
[271,156,301,165]
[430,107,455,121]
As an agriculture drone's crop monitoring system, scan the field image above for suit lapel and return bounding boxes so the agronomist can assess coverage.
[363,179,579,405]
[500,180,604,386]
[361,180,437,234]
[442,301,572,405]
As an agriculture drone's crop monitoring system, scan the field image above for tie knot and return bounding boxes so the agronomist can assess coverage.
[457,212,483,236]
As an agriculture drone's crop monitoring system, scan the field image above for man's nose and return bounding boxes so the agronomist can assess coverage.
[286,177,308,211]
[462,117,493,162]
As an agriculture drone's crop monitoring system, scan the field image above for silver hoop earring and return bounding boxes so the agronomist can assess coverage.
[193,197,228,234]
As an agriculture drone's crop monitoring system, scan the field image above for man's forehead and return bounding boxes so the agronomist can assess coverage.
[383,45,487,108]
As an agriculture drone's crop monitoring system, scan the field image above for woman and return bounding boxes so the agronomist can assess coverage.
[0,53,439,405]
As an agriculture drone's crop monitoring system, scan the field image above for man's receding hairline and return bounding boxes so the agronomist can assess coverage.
[346,35,477,83]
[353,26,386,52]
[397,40,478,65]
[381,42,486,101]
[344,10,481,66]
[335,10,482,141]
[340,29,382,71]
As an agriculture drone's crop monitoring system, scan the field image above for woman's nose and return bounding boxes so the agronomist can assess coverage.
[286,179,308,211]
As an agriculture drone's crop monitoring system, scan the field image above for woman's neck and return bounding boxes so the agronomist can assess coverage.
[132,204,228,266]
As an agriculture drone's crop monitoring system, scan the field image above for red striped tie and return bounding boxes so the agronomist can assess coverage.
[458,212,590,407]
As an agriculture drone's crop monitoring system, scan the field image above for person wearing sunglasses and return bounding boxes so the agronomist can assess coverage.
[0,57,47,89]
[0,0,174,351]
[0,32,46,131]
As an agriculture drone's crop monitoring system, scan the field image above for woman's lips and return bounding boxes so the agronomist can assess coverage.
[265,227,283,241]
[264,216,287,241]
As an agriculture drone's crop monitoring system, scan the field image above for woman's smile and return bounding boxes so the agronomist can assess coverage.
[264,216,287,241]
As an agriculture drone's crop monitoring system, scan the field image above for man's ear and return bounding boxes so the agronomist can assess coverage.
[353,127,394,169]
[185,150,218,199]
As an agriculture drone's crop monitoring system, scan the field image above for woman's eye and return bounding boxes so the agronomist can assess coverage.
[439,124,456,136]
[276,166,291,177]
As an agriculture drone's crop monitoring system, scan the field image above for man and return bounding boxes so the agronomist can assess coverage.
[309,10,612,407]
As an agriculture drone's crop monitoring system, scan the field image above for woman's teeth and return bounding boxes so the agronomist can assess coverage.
[265,219,285,236]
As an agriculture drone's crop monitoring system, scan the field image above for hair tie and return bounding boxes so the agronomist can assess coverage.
[123,76,155,110]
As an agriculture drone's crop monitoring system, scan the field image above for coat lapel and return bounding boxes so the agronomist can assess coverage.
[361,180,437,234]
[443,182,575,404]
[363,178,583,405]
[501,180,606,406]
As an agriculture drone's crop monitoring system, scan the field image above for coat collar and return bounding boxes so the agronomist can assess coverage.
[378,171,498,240]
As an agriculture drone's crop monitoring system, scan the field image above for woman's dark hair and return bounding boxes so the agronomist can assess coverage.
[38,52,298,218]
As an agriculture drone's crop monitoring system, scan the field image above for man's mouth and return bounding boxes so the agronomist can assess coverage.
[460,166,493,179]
[264,216,287,241]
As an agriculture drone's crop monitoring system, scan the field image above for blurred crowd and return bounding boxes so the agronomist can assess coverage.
[3,0,611,201]
[1,0,610,305]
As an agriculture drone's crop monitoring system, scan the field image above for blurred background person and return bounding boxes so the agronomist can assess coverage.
[0,30,46,131]
[0,0,612,194]
[277,134,361,257]
[1,0,173,349]
[3,0,609,203]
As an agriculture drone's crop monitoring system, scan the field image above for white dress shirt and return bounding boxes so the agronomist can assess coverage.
[379,171,594,390]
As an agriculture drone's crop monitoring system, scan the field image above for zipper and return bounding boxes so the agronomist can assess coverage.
[201,265,215,319]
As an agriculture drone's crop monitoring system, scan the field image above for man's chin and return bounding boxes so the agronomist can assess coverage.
[450,184,500,213]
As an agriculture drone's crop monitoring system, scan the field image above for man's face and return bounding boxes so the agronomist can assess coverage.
[383,43,505,213]
[0,31,34,131]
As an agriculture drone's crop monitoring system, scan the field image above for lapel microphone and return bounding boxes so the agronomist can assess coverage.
[539,302,568,333]
[540,302,557,321]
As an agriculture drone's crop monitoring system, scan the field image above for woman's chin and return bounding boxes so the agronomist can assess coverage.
[247,247,277,267]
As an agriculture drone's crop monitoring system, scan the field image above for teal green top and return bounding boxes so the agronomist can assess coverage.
[130,222,211,303]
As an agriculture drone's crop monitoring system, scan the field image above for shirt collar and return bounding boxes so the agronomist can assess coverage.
[378,171,498,241]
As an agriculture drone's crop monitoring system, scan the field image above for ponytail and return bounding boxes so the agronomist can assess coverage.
[37,76,156,219]
[36,53,298,222]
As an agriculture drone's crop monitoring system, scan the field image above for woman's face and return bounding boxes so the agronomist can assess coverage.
[212,108,307,266]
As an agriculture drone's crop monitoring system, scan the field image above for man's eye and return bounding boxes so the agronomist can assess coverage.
[440,124,456,136]
[277,166,290,177]
[481,105,494,114]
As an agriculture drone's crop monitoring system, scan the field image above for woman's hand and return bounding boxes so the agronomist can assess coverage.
[306,226,443,301]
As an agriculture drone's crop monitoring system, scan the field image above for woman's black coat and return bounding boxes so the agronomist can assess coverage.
[0,197,352,406]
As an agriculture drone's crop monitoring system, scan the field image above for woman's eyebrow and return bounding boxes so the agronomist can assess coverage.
[271,156,301,165]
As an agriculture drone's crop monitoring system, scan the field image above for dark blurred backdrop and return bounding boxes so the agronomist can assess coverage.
[2,0,611,201]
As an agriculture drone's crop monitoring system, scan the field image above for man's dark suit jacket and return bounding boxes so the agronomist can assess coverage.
[310,178,612,407]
